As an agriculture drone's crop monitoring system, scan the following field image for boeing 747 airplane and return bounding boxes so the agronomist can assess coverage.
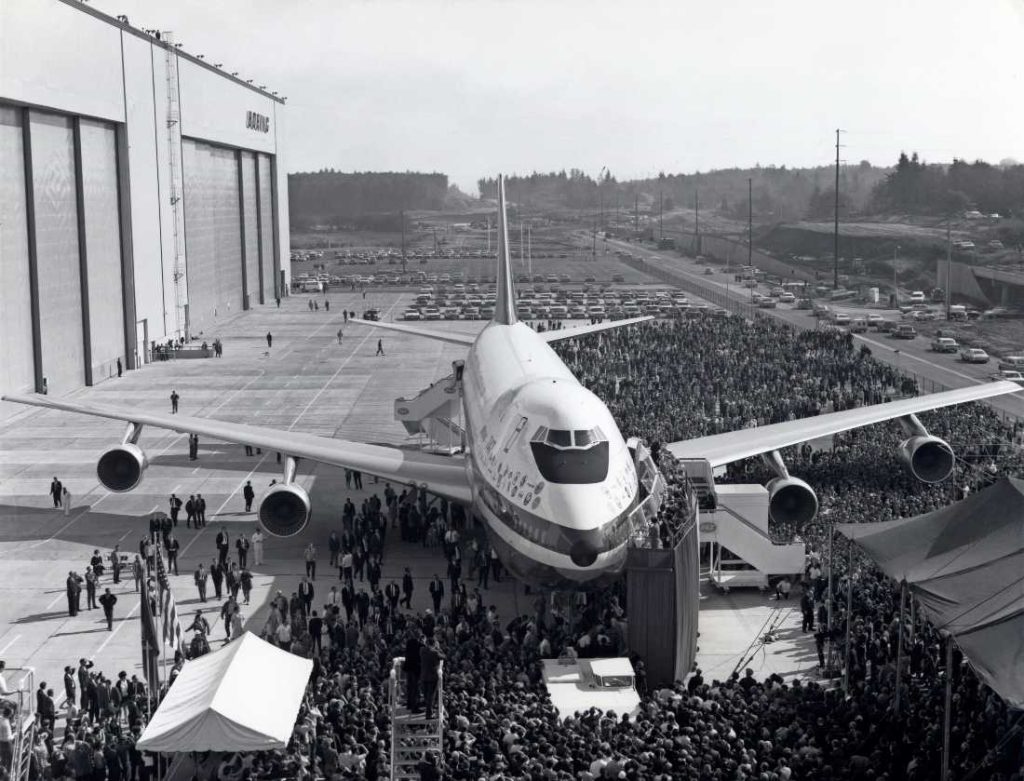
[5,176,1019,588]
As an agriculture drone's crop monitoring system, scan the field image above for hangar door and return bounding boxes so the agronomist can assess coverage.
[182,140,242,335]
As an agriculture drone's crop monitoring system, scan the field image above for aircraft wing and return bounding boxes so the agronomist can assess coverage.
[348,318,476,347]
[2,393,473,503]
[665,381,1021,467]
[539,316,654,343]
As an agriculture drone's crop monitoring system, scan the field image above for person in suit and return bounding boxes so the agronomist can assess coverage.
[235,535,250,568]
[402,568,414,609]
[216,527,229,566]
[50,477,63,508]
[185,495,196,528]
[169,494,182,526]
[99,589,117,630]
[62,666,76,710]
[243,481,256,514]
[428,575,444,614]
[419,636,444,719]
[84,567,98,610]
[166,534,180,575]
[210,560,224,600]
[341,583,354,623]
[251,527,264,566]
[170,390,179,413]
[194,564,208,602]
[109,546,122,584]
[384,580,401,613]
[298,578,314,618]
[197,494,207,527]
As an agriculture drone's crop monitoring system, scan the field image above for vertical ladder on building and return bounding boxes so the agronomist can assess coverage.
[389,657,444,780]
[164,33,188,339]
[8,667,35,781]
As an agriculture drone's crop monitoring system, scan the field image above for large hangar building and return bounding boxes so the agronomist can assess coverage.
[1,0,289,419]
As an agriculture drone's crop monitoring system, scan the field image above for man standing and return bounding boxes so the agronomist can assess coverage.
[405,630,422,712]
[216,527,229,566]
[304,543,317,580]
[401,567,414,609]
[308,611,323,655]
[117,357,123,377]
[85,567,98,610]
[251,526,264,565]
[420,636,443,719]
[169,494,182,526]
[210,559,224,600]
[236,534,250,568]
[166,534,180,576]
[376,339,384,357]
[170,390,180,414]
[266,332,273,348]
[385,580,401,614]
[336,328,343,345]
[65,571,81,616]
[98,589,117,631]
[185,495,196,528]
[63,666,76,710]
[328,530,340,568]
[194,563,208,602]
[243,481,255,513]
[109,545,122,584]
[50,477,63,508]
[298,577,314,618]
[197,493,207,526]
[428,575,444,614]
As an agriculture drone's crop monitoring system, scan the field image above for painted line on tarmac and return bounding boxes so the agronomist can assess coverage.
[89,599,140,661]
[176,297,404,562]
[0,634,20,655]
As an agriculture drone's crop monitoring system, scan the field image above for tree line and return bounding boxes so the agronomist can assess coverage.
[288,171,448,227]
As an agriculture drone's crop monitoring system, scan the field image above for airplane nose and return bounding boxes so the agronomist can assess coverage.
[569,539,599,567]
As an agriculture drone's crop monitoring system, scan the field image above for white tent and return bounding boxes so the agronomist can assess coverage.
[137,631,313,752]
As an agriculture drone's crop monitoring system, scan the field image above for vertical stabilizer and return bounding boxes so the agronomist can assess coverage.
[494,175,518,325]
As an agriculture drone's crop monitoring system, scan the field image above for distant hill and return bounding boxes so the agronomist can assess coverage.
[288,171,449,228]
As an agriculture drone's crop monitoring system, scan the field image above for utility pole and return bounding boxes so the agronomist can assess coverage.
[695,183,700,254]
[894,245,900,307]
[400,210,407,274]
[634,194,639,240]
[486,216,491,255]
[527,222,532,276]
[519,220,524,267]
[592,214,597,261]
[748,177,753,267]
[834,128,843,289]
[945,220,952,320]
[659,190,664,241]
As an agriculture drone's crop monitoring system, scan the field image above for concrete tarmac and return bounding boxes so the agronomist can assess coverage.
[0,290,813,706]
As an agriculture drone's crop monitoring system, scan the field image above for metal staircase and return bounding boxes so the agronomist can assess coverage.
[8,667,35,781]
[394,371,464,452]
[164,33,188,338]
[389,656,444,780]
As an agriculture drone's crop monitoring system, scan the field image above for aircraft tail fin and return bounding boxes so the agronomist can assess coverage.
[493,174,518,325]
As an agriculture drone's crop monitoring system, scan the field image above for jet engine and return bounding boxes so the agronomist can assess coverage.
[900,435,955,484]
[766,475,819,526]
[97,444,147,492]
[258,482,311,537]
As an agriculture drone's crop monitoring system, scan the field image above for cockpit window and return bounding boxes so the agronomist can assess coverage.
[529,426,609,483]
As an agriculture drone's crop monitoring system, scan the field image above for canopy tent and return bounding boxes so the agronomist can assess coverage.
[836,477,1024,709]
[137,631,313,752]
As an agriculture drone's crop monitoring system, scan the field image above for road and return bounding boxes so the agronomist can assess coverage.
[605,238,1024,422]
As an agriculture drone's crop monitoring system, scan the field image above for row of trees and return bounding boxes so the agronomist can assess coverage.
[288,171,449,226]
[871,153,1024,216]
[478,164,889,223]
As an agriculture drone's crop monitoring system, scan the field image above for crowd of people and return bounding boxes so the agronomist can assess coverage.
[19,315,1024,780]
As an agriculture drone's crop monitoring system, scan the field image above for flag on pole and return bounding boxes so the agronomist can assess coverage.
[139,579,161,691]
[154,547,184,653]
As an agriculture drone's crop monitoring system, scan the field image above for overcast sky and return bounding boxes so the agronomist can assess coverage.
[93,0,1023,193]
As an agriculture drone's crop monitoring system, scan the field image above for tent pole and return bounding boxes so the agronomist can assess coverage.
[826,524,834,675]
[942,634,953,780]
[894,580,907,717]
[843,541,853,693]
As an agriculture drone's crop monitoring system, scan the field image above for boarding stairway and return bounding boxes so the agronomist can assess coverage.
[7,667,35,781]
[679,460,805,590]
[394,368,464,452]
[389,657,444,780]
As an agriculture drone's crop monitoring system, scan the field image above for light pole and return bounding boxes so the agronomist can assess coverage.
[893,245,900,308]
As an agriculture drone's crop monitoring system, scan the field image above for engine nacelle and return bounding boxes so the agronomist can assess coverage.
[900,435,955,484]
[767,475,819,527]
[96,444,147,493]
[258,483,311,537]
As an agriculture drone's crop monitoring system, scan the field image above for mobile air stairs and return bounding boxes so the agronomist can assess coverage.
[389,656,444,780]
[7,667,35,781]
[394,362,465,453]
[679,460,806,591]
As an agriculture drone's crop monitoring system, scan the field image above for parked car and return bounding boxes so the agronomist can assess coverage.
[990,370,1024,384]
[930,337,958,353]
[893,324,917,339]
[960,348,990,364]
[997,355,1024,371]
